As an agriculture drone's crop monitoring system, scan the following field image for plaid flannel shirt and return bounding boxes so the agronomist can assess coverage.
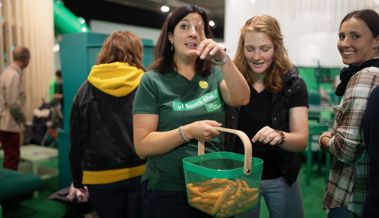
[324,67,379,217]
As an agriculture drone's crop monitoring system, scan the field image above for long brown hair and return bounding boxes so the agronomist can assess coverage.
[234,15,291,94]
[149,5,213,76]
[96,31,145,70]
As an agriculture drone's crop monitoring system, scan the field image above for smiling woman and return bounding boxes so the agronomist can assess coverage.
[229,15,309,218]
[319,9,379,218]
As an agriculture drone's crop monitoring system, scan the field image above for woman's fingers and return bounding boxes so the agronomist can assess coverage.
[196,23,206,41]
[197,39,211,59]
[200,42,214,59]
[263,135,274,144]
[195,23,225,60]
[189,120,222,141]
[204,120,222,127]
[252,126,279,145]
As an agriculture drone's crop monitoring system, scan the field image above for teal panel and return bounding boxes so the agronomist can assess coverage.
[142,38,154,68]
[57,130,71,188]
[60,32,107,131]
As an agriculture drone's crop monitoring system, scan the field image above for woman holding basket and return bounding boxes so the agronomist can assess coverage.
[132,5,250,218]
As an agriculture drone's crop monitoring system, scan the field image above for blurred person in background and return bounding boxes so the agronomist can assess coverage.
[69,31,146,218]
[0,46,30,170]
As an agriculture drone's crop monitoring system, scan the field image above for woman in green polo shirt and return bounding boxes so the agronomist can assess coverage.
[132,5,250,218]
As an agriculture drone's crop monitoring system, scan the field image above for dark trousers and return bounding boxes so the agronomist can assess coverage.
[87,176,143,218]
[0,130,20,170]
[141,181,212,218]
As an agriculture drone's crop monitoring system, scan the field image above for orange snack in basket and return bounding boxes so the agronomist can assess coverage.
[191,196,216,205]
[238,192,259,210]
[211,185,233,214]
[187,178,260,216]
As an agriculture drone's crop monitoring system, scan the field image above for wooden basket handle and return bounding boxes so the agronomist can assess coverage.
[198,127,252,175]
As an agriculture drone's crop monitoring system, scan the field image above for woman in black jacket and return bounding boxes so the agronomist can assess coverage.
[69,31,146,218]
[363,85,379,218]
[229,15,308,218]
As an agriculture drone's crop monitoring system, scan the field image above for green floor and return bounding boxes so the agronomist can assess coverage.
[1,158,328,218]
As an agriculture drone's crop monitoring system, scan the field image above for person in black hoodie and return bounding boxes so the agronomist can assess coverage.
[69,31,146,218]
[229,15,309,218]
[363,85,379,218]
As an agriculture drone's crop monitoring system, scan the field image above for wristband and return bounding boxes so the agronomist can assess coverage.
[212,55,230,66]
[179,126,190,142]
[275,130,285,145]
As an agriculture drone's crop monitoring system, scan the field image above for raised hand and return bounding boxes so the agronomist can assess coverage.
[195,23,226,61]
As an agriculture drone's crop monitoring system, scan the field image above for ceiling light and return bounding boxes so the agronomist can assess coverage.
[209,20,215,27]
[78,17,86,24]
[160,5,170,13]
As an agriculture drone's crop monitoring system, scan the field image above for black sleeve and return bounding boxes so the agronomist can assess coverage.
[364,86,379,148]
[69,85,88,188]
[363,86,379,216]
[289,76,309,108]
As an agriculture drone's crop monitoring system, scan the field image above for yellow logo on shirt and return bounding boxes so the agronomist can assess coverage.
[199,81,208,89]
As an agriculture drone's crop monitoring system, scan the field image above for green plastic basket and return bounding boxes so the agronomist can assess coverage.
[183,127,264,217]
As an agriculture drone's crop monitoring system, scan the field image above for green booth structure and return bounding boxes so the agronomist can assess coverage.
[54,0,90,34]
[58,32,154,188]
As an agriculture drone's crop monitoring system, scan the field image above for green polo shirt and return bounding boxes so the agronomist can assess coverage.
[133,68,225,191]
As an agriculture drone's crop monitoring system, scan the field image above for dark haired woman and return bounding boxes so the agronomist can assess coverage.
[132,5,250,218]
[319,9,379,218]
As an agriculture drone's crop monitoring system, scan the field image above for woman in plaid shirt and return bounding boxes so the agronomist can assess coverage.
[319,9,379,218]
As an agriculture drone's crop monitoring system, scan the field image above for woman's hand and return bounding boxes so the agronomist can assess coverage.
[319,131,332,151]
[66,184,89,203]
[183,120,222,142]
[195,23,226,61]
[252,126,284,146]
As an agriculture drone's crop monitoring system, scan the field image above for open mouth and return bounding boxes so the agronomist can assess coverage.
[251,62,264,66]
[185,42,197,49]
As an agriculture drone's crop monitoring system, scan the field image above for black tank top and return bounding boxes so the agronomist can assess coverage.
[236,88,281,180]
